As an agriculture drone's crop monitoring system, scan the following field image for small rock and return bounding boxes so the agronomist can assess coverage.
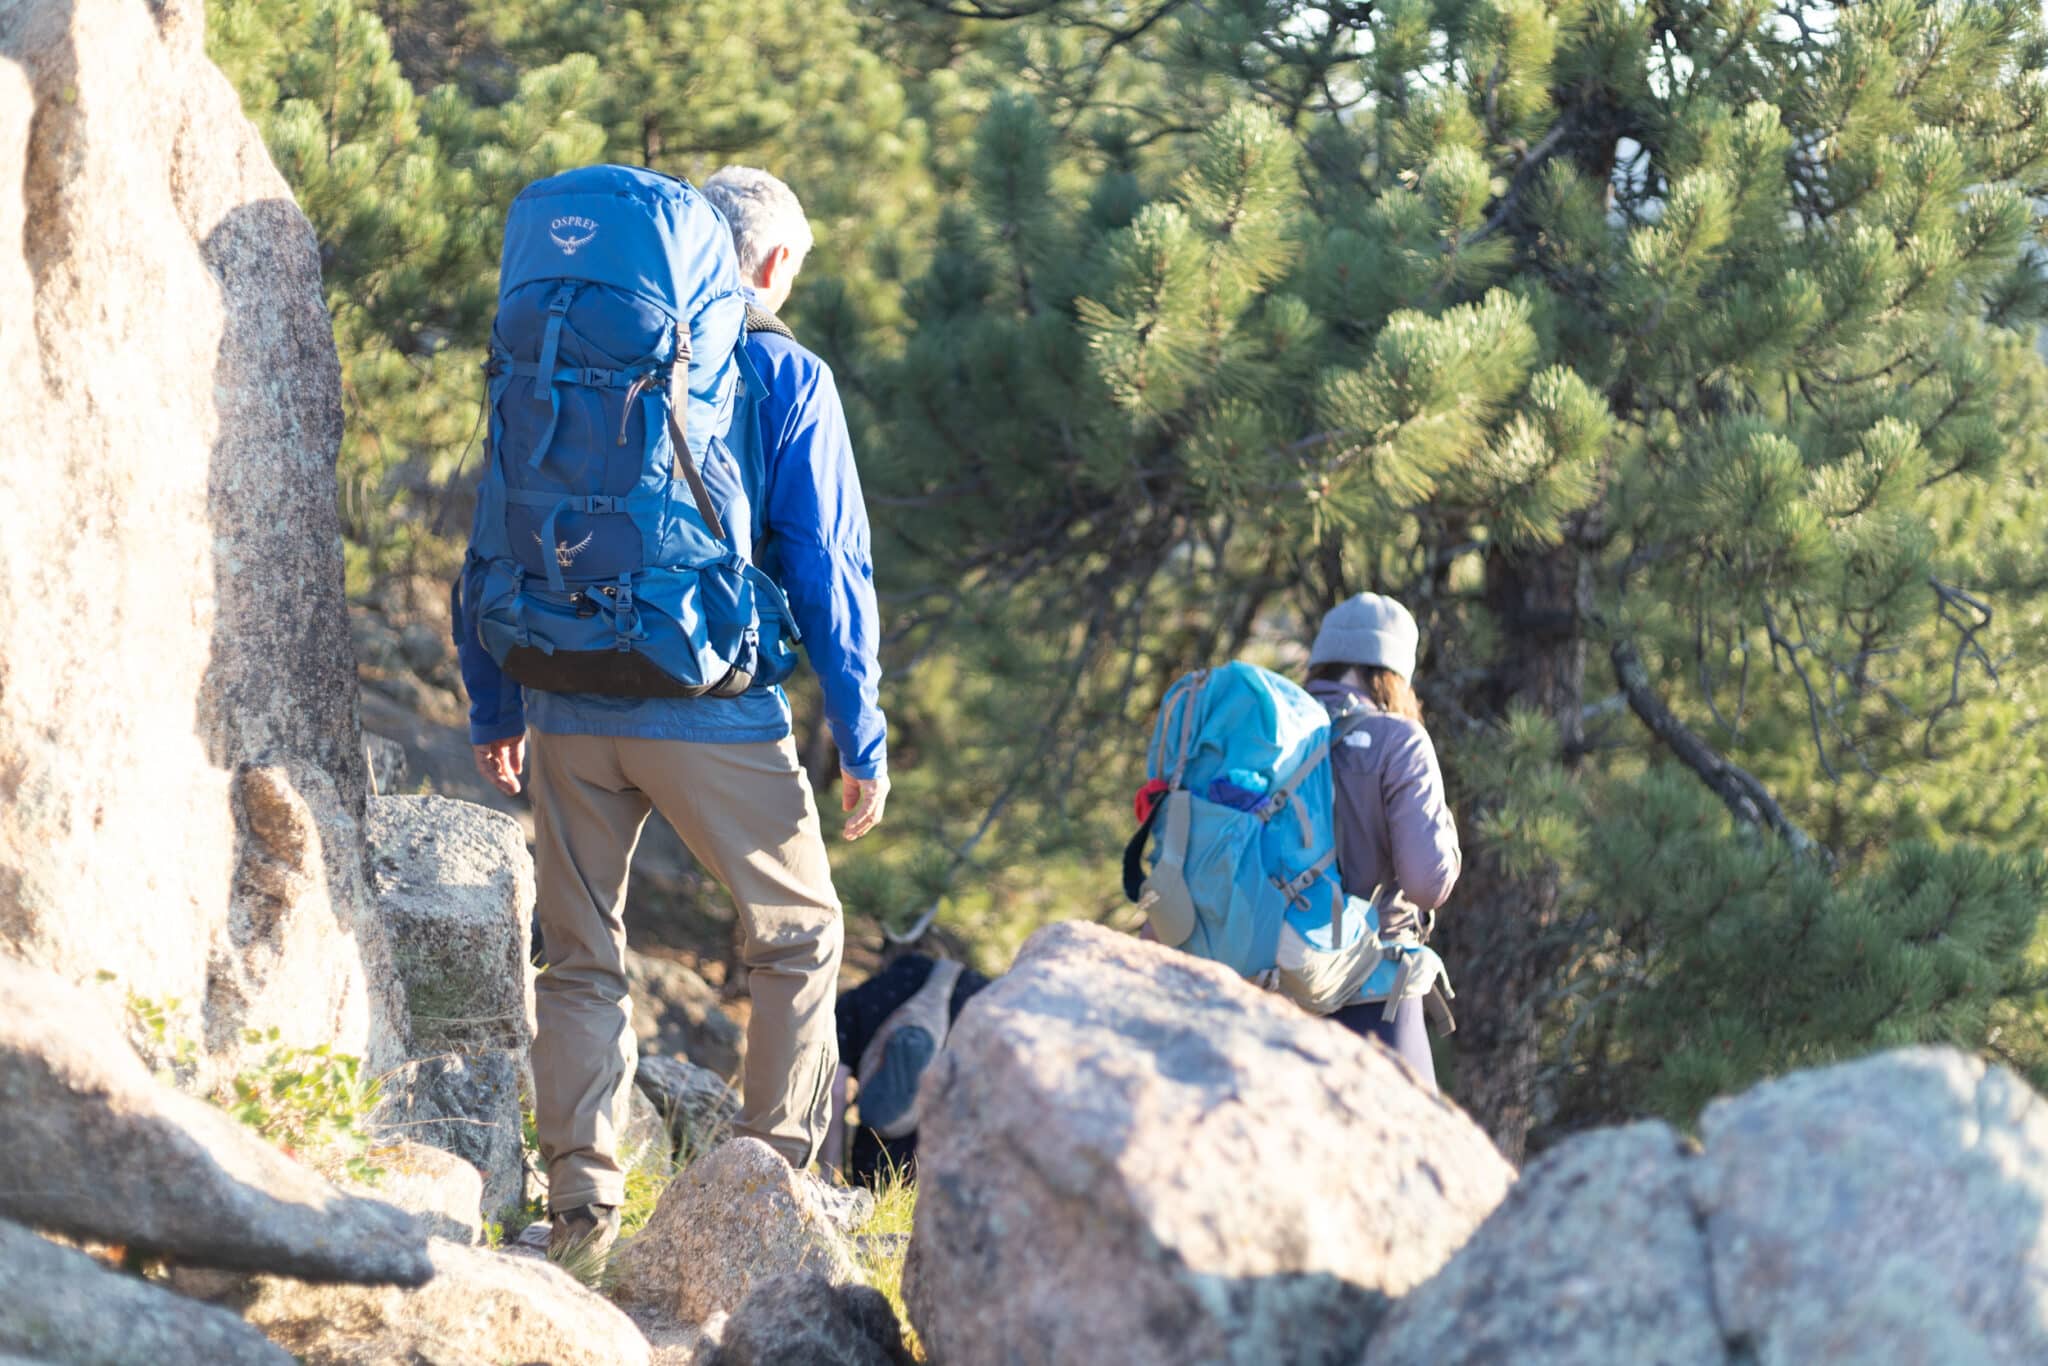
[350,609,411,673]
[367,795,536,1054]
[623,1076,674,1173]
[629,1306,725,1366]
[0,1217,292,1365]
[717,1272,913,1366]
[210,1237,651,1366]
[363,732,410,795]
[0,957,430,1285]
[382,1049,529,1222]
[344,1140,485,1245]
[613,1138,861,1320]
[635,1054,740,1159]
[627,949,745,1080]
[399,622,449,674]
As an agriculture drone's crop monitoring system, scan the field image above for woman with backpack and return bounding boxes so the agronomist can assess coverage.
[1304,593,1462,1092]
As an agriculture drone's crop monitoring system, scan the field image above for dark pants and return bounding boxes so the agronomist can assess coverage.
[1331,996,1437,1094]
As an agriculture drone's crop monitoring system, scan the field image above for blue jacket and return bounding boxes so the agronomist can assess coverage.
[456,317,888,779]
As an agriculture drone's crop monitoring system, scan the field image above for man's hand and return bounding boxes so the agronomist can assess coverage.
[841,768,889,840]
[473,736,526,798]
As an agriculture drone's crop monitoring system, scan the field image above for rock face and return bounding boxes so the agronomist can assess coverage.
[615,1137,861,1321]
[0,956,431,1285]
[210,1237,652,1366]
[368,795,536,1222]
[717,1273,913,1366]
[636,1054,741,1158]
[1367,1048,2048,1366]
[0,0,403,1076]
[906,922,1514,1366]
[367,796,535,1055]
[385,1049,530,1224]
[0,1218,293,1366]
[628,948,746,1080]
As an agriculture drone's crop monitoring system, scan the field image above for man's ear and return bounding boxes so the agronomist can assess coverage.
[764,242,792,289]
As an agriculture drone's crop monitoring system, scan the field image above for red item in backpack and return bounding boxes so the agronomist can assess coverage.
[1134,778,1170,824]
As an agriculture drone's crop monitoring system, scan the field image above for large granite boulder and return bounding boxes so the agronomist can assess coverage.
[1362,1123,1721,1366]
[0,0,402,1076]
[0,1218,292,1366]
[204,1238,651,1366]
[614,1137,861,1321]
[906,922,1515,1366]
[0,956,430,1284]
[1367,1047,2048,1366]
[366,796,535,1055]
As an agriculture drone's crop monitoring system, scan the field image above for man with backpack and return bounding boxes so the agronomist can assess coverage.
[454,164,886,1260]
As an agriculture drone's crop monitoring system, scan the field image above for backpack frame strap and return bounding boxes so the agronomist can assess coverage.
[525,285,579,470]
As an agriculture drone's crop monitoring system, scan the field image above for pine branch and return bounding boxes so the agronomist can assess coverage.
[1611,637,1829,867]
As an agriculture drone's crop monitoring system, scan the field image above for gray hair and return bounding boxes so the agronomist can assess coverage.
[702,166,815,275]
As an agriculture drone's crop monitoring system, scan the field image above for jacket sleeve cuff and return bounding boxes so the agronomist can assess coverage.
[469,716,527,747]
[840,754,888,782]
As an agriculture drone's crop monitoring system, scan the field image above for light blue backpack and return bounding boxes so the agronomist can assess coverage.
[457,164,799,700]
[1123,662,1453,1022]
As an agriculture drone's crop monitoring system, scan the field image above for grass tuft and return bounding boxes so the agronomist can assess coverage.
[848,1159,921,1359]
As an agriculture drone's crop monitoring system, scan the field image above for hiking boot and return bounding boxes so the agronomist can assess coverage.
[546,1203,620,1262]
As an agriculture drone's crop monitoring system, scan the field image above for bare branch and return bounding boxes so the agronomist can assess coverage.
[1612,637,1830,866]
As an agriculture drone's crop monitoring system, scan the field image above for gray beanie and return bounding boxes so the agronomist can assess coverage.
[1308,593,1419,681]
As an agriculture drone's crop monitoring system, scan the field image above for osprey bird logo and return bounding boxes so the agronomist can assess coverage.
[548,215,600,255]
[534,531,595,568]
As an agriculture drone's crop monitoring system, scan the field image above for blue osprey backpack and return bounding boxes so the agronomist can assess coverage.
[459,164,798,699]
[1123,662,1453,1022]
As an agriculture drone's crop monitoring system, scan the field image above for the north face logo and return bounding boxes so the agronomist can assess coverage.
[549,215,599,255]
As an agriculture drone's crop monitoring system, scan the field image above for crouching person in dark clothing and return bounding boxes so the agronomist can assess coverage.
[823,953,993,1188]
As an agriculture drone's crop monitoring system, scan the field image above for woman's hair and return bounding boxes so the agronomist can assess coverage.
[1307,661,1424,724]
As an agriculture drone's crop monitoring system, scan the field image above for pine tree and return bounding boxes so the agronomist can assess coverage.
[860,0,2048,1156]
[209,0,605,587]
[209,0,2048,1154]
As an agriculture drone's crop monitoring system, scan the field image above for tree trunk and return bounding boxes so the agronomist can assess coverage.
[1435,538,1589,1164]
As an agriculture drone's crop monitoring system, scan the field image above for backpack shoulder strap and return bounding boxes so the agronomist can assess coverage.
[1331,703,1374,739]
[744,304,796,341]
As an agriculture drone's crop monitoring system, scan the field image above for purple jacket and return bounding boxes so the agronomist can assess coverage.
[1307,679,1462,910]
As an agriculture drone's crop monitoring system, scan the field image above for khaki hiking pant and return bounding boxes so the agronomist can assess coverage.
[526,730,843,1211]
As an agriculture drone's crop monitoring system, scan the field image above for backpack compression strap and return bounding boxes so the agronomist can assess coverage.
[663,408,727,543]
